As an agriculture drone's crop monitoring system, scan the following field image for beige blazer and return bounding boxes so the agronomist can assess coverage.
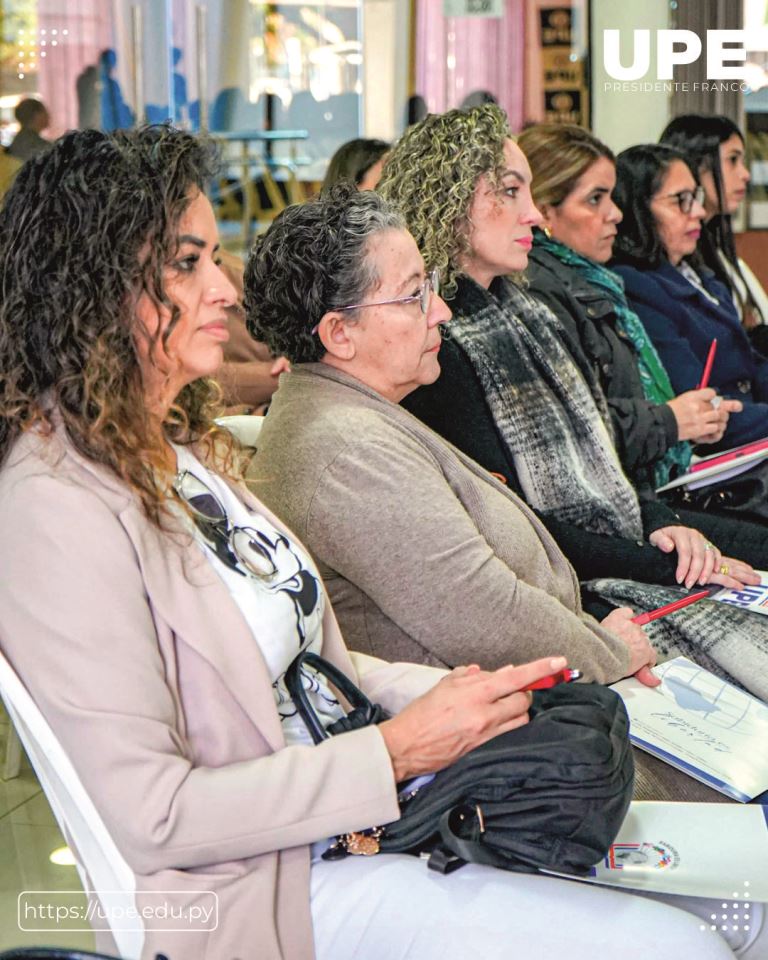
[0,424,445,960]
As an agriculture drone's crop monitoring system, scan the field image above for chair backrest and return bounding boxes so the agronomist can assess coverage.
[0,649,144,960]
[215,414,265,449]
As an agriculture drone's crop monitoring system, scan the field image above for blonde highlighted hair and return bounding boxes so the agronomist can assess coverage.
[517,124,614,210]
[378,104,512,300]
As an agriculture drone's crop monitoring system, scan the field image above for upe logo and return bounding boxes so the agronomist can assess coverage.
[604,30,749,81]
[604,840,680,871]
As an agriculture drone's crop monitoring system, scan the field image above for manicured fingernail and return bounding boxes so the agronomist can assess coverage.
[549,657,567,670]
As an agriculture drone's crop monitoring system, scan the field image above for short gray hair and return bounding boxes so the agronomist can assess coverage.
[244,182,405,363]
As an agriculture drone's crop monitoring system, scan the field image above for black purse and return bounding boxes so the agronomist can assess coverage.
[284,651,634,875]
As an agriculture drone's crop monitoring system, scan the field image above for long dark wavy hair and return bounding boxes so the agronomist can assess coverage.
[660,114,762,325]
[0,125,235,527]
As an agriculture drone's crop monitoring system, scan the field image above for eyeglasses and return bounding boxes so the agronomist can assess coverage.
[174,469,277,579]
[664,186,706,214]
[311,268,440,334]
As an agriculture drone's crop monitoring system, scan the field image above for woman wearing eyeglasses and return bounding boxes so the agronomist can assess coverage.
[660,115,768,353]
[247,181,659,688]
[519,123,768,553]
[0,127,605,960]
[612,144,768,451]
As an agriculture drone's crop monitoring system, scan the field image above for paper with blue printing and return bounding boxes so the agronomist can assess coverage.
[711,571,768,618]
[611,656,768,802]
[550,802,768,900]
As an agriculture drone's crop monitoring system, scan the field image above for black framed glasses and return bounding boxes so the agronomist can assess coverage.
[174,469,277,579]
[311,268,440,334]
[665,186,706,214]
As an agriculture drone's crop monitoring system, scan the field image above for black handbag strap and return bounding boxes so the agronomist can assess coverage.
[284,650,385,745]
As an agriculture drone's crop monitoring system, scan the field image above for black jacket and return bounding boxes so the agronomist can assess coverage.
[526,246,679,475]
[401,281,681,585]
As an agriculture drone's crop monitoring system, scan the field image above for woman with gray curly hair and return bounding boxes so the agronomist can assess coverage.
[246,180,657,688]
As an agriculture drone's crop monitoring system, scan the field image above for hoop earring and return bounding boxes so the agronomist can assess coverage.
[542,225,552,239]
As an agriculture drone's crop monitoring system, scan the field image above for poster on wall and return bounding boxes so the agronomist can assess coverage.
[539,7,588,124]
[524,0,589,127]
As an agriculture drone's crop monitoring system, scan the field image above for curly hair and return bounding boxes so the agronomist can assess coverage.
[0,124,234,528]
[377,104,511,300]
[244,181,405,363]
[613,143,700,270]
[517,123,614,210]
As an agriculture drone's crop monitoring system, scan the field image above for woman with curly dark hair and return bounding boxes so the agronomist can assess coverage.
[0,126,571,960]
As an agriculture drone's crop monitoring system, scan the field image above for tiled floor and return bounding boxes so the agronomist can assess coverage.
[0,713,95,952]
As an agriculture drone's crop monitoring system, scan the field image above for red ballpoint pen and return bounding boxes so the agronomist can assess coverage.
[522,668,583,691]
[631,589,709,626]
[697,338,718,390]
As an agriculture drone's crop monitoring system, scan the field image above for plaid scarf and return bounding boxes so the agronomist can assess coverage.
[448,275,643,540]
[586,578,768,700]
[448,274,768,696]
[533,232,692,487]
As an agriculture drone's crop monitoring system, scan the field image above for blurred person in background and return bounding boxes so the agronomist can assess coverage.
[321,137,390,193]
[7,97,50,162]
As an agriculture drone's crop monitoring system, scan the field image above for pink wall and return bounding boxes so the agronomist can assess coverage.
[414,0,525,131]
[37,0,113,136]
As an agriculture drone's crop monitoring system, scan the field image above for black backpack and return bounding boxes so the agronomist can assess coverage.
[285,651,634,876]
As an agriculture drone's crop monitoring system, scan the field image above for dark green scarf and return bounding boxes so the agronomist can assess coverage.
[534,232,692,487]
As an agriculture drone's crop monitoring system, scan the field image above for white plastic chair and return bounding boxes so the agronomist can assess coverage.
[215,414,265,449]
[0,648,144,960]
[2,719,22,779]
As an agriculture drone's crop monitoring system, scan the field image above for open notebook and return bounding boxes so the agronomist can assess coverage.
[610,656,768,802]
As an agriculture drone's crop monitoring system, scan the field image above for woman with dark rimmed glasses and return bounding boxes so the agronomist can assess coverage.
[612,143,768,453]
[660,114,768,352]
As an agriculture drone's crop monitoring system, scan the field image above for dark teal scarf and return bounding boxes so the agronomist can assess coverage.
[533,232,692,486]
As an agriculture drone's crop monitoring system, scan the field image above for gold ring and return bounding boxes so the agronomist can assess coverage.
[719,563,730,576]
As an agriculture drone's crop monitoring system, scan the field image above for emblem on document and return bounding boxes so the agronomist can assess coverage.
[603,840,680,871]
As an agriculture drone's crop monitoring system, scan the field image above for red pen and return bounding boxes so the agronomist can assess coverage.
[631,589,709,626]
[697,338,718,390]
[522,668,583,691]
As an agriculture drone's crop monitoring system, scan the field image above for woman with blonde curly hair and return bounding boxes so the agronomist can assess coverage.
[380,106,768,700]
[0,125,586,960]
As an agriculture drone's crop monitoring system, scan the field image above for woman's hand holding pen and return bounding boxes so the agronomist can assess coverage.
[649,525,761,589]
[379,657,564,781]
[667,388,742,444]
[600,607,659,687]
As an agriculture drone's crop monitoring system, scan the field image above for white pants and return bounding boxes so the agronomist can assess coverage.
[310,854,766,960]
